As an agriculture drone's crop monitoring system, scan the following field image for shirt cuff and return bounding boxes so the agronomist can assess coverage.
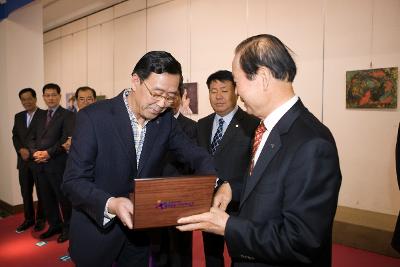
[103,197,116,225]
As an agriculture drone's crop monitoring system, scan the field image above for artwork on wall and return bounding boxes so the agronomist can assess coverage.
[96,95,106,101]
[346,67,398,109]
[180,82,198,115]
[66,92,77,113]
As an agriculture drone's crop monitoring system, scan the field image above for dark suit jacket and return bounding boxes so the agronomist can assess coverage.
[30,106,75,172]
[12,108,46,169]
[396,122,400,190]
[162,113,197,176]
[392,123,400,252]
[225,100,342,267]
[197,107,260,206]
[62,92,215,267]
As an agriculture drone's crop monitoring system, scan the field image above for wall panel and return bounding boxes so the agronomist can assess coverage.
[114,10,146,92]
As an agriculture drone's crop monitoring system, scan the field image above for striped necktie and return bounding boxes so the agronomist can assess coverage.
[210,118,224,155]
[249,122,267,175]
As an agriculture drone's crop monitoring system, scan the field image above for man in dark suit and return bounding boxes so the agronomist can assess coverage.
[197,70,259,267]
[151,86,197,267]
[392,122,400,252]
[62,51,216,267]
[31,83,75,243]
[12,88,46,232]
[178,34,342,267]
[61,86,97,153]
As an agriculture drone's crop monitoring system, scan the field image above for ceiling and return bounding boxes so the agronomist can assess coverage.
[42,0,126,32]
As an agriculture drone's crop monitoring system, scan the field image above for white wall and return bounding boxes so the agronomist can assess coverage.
[324,0,400,214]
[0,1,44,206]
[34,0,400,215]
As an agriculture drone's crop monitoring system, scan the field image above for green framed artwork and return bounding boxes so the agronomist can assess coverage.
[346,67,398,109]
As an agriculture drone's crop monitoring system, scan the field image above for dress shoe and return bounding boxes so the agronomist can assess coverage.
[16,220,34,232]
[39,226,62,239]
[57,229,69,243]
[33,220,45,232]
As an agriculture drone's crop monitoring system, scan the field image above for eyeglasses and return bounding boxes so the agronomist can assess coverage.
[78,97,95,103]
[142,81,177,105]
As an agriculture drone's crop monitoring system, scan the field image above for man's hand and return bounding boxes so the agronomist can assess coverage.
[33,150,50,163]
[62,137,72,152]
[176,207,229,236]
[19,148,30,161]
[107,197,134,229]
[213,182,232,211]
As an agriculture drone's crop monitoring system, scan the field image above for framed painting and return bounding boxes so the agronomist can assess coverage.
[181,82,198,115]
[346,67,398,109]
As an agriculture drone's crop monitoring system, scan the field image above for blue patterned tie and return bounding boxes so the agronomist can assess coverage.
[210,118,224,155]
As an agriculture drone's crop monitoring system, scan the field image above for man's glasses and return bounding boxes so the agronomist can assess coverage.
[78,97,95,103]
[142,81,177,105]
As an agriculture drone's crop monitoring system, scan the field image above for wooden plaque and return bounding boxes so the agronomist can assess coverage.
[131,175,216,229]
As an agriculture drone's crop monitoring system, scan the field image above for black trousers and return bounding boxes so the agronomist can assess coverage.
[150,227,192,267]
[392,211,400,253]
[18,161,45,222]
[117,230,150,267]
[203,232,225,267]
[37,164,71,229]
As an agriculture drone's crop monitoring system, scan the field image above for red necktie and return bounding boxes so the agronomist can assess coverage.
[249,122,267,175]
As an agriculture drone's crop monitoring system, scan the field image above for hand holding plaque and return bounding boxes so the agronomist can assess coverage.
[130,175,216,229]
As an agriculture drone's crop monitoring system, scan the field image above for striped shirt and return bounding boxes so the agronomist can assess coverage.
[122,88,149,169]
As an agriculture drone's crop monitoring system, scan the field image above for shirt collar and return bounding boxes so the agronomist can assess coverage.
[263,95,298,132]
[214,105,238,125]
[123,88,149,126]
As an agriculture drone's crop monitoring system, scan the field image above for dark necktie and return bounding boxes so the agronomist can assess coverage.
[249,122,267,175]
[45,109,53,127]
[210,118,224,155]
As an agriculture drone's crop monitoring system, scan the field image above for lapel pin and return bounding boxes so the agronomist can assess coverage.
[235,124,239,127]
[270,144,275,149]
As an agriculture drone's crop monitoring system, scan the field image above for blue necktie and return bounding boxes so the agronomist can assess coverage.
[210,118,224,155]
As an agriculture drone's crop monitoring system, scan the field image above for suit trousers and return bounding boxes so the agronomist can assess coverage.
[203,232,225,267]
[117,230,150,267]
[37,164,71,229]
[392,211,400,253]
[18,161,45,222]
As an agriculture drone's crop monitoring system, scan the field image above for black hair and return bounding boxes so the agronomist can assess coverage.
[131,51,183,89]
[18,88,36,99]
[42,83,61,94]
[206,70,235,89]
[75,86,97,99]
[235,34,297,82]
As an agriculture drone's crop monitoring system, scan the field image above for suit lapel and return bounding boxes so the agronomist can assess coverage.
[137,117,161,175]
[239,100,305,208]
[200,115,214,153]
[214,108,244,155]
[239,131,282,207]
[40,107,62,137]
[110,93,137,172]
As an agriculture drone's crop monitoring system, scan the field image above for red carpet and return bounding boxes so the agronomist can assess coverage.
[0,213,71,267]
[1,213,400,266]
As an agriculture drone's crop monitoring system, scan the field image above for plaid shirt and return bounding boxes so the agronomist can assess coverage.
[123,88,149,169]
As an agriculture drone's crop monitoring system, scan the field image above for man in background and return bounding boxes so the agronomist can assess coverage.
[62,51,215,267]
[12,88,46,232]
[392,122,400,252]
[75,86,96,111]
[197,70,259,267]
[62,86,97,152]
[151,85,197,267]
[31,83,75,243]
[178,34,342,267]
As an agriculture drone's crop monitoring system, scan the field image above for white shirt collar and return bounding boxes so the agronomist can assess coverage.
[263,95,299,131]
